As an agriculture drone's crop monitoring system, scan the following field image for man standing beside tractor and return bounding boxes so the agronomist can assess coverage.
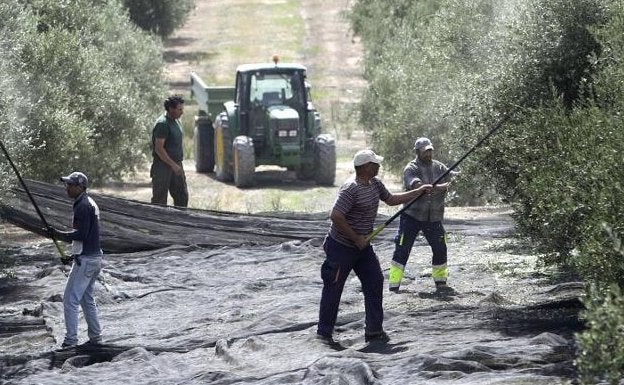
[150,95,189,207]
[389,137,452,293]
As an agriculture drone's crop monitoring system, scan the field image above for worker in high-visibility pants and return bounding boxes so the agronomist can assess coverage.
[389,215,448,291]
[389,137,452,292]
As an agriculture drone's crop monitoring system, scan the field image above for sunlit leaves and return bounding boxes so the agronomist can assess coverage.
[0,0,167,187]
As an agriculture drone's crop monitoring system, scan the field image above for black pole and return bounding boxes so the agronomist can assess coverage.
[367,108,518,242]
[0,139,65,258]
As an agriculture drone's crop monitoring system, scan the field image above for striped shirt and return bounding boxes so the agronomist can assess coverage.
[329,177,391,247]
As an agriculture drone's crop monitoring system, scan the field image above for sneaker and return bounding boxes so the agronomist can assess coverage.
[389,287,400,293]
[364,331,390,343]
[61,342,76,349]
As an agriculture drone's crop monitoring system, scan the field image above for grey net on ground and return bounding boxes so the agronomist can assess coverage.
[0,200,582,384]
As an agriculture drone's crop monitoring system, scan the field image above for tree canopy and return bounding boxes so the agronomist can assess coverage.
[350,0,624,380]
[0,0,194,188]
[123,0,196,39]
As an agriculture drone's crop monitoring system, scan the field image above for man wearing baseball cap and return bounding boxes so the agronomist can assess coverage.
[48,171,104,348]
[316,149,432,347]
[389,137,452,293]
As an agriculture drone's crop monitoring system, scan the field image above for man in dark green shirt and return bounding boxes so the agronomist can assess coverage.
[151,95,188,207]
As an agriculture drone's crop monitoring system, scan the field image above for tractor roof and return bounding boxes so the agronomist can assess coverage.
[236,62,307,74]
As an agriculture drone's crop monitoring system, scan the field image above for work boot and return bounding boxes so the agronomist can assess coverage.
[316,332,345,351]
[364,331,390,343]
[389,286,400,293]
[435,281,454,294]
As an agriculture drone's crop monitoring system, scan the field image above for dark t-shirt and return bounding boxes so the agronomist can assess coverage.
[152,114,184,162]
[67,192,102,256]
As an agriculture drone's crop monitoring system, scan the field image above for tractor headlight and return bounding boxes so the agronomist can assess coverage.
[289,130,297,137]
[278,130,288,137]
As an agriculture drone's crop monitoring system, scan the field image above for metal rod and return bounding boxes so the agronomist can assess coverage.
[367,107,519,242]
[0,139,65,258]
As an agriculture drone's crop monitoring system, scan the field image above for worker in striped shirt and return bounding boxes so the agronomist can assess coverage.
[317,149,432,346]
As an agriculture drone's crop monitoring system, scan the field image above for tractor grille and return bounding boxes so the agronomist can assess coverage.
[275,119,299,142]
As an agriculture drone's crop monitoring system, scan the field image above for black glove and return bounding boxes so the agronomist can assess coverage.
[43,226,58,239]
[60,254,73,265]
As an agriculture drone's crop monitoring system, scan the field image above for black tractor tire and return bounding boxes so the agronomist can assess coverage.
[193,114,214,173]
[314,134,336,186]
[233,136,256,188]
[214,112,233,182]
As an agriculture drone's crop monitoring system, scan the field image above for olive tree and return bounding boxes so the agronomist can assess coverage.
[0,0,166,187]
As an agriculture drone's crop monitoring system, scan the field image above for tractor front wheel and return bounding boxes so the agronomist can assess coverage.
[314,134,336,186]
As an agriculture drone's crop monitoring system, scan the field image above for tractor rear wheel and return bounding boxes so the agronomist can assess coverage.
[314,134,336,186]
[233,136,255,187]
[214,113,233,182]
[193,114,214,173]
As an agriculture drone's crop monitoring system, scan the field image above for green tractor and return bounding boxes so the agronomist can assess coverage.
[190,58,336,187]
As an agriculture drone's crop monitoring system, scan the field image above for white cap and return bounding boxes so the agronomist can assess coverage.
[353,149,384,167]
[414,137,434,152]
[60,171,88,188]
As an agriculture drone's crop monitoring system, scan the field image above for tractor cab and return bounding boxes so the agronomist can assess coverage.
[234,64,309,160]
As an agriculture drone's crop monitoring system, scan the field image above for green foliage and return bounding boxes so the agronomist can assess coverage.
[122,0,195,39]
[576,284,624,384]
[352,0,624,379]
[350,0,608,203]
[0,0,166,187]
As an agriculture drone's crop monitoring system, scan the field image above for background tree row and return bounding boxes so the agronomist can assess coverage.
[350,0,624,382]
[0,0,194,189]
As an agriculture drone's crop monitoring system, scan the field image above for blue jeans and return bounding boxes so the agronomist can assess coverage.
[63,255,102,346]
[317,236,384,337]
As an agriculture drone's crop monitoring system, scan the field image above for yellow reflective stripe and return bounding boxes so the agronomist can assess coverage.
[389,265,404,285]
[432,264,448,281]
[399,233,405,246]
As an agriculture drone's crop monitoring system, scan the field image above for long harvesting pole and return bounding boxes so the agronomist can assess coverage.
[367,108,518,242]
[0,139,65,259]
